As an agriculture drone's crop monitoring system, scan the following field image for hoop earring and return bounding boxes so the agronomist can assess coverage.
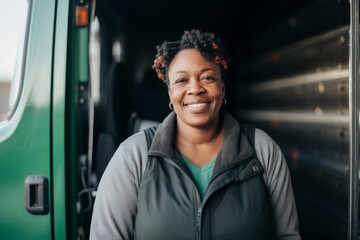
[222,98,227,106]
[169,102,174,110]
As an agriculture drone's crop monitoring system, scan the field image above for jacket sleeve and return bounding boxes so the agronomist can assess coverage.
[90,133,148,240]
[254,129,301,240]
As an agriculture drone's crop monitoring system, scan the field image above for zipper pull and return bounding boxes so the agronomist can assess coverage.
[196,206,202,237]
[197,206,202,221]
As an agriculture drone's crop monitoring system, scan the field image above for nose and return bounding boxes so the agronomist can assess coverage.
[188,79,205,95]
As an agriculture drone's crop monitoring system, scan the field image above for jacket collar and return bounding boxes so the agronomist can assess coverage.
[148,111,255,172]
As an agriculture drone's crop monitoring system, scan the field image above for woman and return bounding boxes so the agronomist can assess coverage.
[90,30,301,240]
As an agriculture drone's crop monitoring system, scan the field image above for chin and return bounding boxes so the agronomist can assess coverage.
[184,115,218,128]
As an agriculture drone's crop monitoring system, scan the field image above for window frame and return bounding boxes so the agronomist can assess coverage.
[0,0,32,141]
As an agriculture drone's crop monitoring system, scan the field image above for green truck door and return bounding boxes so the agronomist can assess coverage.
[0,0,56,239]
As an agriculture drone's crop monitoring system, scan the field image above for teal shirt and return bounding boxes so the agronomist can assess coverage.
[179,151,216,200]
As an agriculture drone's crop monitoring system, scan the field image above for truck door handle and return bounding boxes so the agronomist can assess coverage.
[24,175,49,215]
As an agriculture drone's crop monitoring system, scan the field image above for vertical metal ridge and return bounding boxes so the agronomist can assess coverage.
[349,0,359,239]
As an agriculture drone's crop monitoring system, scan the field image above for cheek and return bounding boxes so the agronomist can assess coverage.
[168,88,181,104]
[214,85,224,99]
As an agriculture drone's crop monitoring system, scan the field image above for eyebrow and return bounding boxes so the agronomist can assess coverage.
[173,68,216,75]
[200,68,216,73]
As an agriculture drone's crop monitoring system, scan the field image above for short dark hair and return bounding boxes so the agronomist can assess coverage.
[152,29,230,86]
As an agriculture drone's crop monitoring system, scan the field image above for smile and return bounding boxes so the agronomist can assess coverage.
[186,102,208,107]
[184,102,211,113]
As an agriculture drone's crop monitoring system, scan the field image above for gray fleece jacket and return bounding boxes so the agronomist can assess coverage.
[90,111,301,240]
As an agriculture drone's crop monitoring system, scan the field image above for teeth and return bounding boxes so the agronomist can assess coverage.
[188,103,207,107]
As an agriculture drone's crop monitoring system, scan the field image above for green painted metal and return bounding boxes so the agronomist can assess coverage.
[0,0,91,238]
[64,1,91,239]
[52,0,70,239]
[0,0,56,239]
[79,28,89,82]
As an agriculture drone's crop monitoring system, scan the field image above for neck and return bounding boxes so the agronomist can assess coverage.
[175,116,222,146]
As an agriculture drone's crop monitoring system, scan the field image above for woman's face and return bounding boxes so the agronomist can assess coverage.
[168,49,225,129]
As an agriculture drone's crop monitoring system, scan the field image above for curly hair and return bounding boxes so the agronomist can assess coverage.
[152,29,230,86]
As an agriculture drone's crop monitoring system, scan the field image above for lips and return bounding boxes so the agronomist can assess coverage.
[184,101,211,113]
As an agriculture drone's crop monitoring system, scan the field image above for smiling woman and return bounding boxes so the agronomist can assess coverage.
[168,49,224,131]
[90,30,301,240]
[168,49,225,168]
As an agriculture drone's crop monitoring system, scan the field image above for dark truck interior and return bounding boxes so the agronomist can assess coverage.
[84,0,351,239]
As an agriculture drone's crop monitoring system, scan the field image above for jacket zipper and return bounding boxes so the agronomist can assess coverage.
[153,152,256,240]
[196,206,202,240]
[158,154,203,240]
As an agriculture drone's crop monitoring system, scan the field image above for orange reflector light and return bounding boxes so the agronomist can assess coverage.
[75,6,88,26]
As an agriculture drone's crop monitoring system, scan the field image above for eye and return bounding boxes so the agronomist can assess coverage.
[174,78,187,84]
[201,76,216,82]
